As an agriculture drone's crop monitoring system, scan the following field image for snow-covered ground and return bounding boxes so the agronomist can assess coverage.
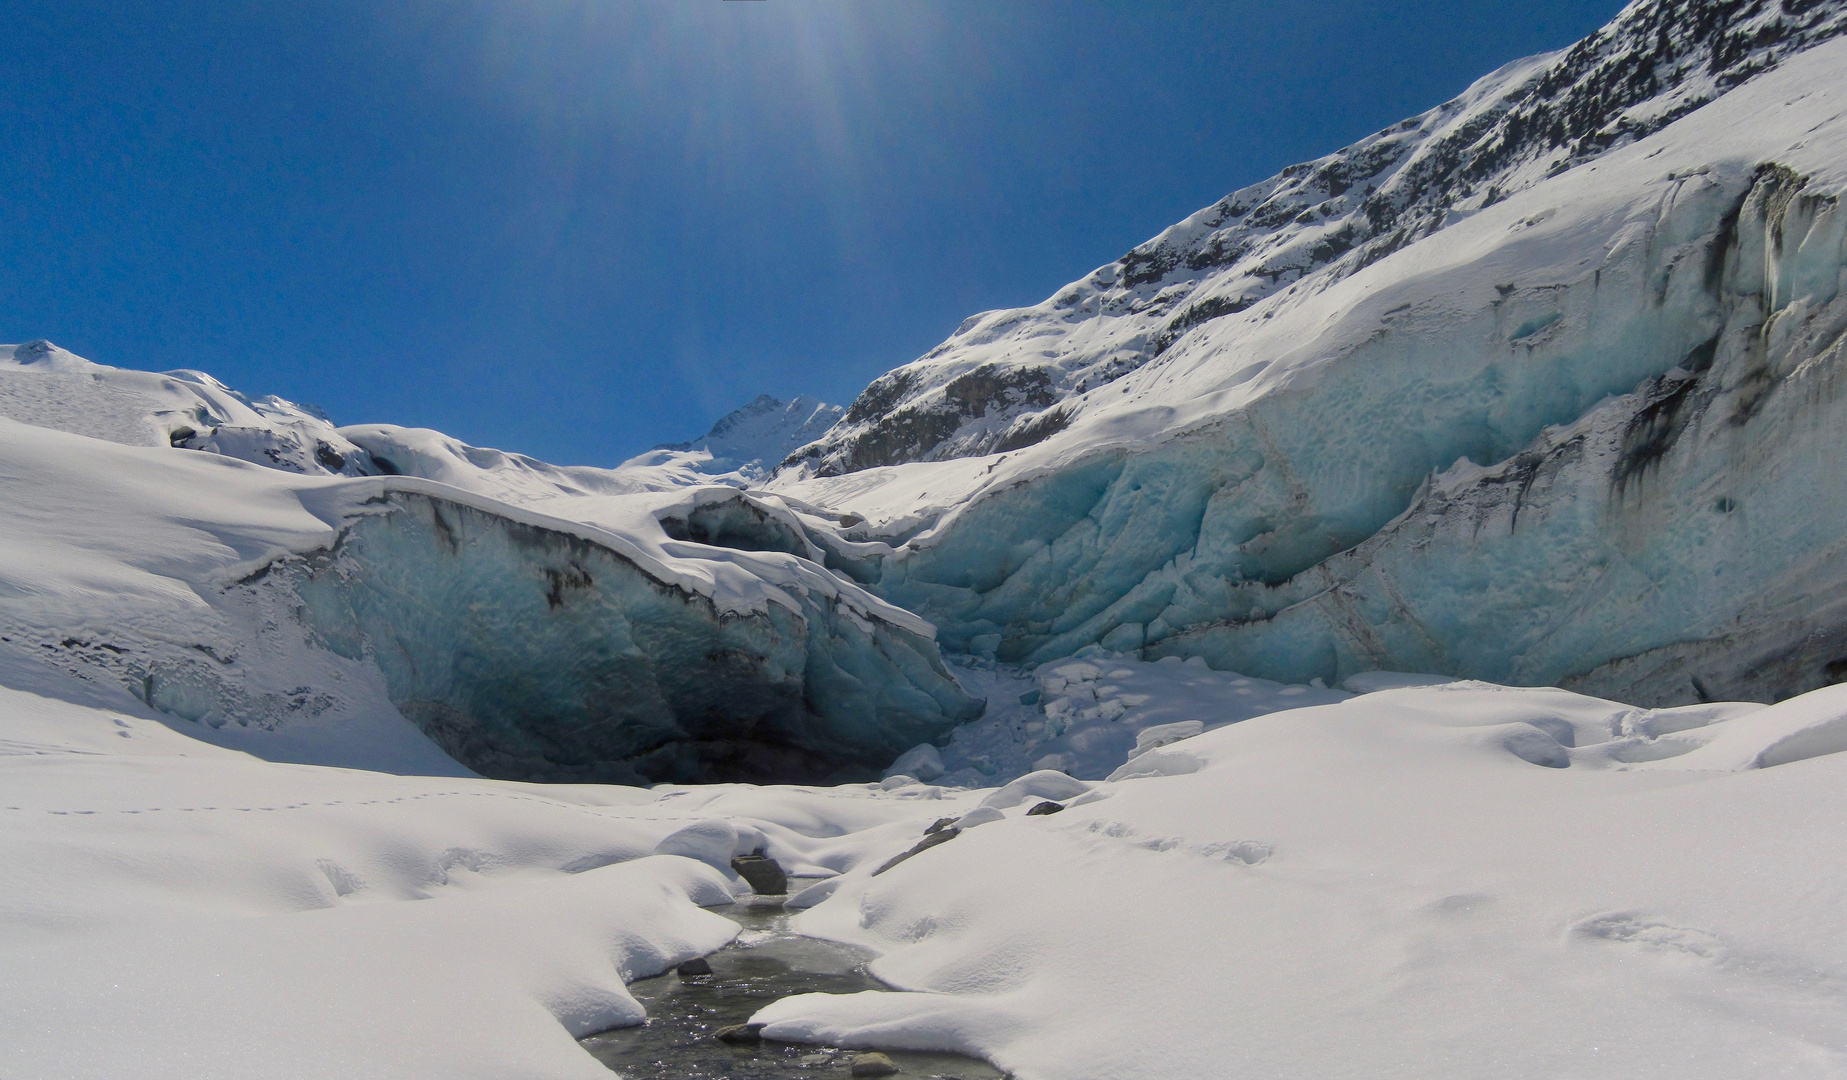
[8,661,1847,1078]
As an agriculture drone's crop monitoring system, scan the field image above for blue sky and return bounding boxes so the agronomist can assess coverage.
[0,1,1621,465]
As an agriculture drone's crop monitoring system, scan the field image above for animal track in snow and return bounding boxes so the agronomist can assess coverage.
[1085,819,1272,865]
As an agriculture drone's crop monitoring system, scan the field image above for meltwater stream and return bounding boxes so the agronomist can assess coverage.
[581,896,1007,1080]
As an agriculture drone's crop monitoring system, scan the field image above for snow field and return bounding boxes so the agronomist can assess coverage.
[0,679,987,1079]
[11,666,1847,1078]
[768,680,1847,1080]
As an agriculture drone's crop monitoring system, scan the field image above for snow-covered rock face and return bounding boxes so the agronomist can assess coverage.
[783,0,1847,476]
[768,19,1847,709]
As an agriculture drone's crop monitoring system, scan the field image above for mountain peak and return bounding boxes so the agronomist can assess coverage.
[654,393,846,479]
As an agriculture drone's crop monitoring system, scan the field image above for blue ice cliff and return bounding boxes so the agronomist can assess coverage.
[766,3,1847,709]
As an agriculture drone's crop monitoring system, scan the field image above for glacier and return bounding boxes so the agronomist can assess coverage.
[0,376,978,783]
[282,482,981,784]
[7,0,1847,777]
[13,3,1847,1077]
[768,26,1847,709]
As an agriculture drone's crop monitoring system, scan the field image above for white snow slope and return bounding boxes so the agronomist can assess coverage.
[647,393,847,481]
[9,656,1847,1078]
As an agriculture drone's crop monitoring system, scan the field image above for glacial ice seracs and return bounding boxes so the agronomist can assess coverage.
[766,13,1847,708]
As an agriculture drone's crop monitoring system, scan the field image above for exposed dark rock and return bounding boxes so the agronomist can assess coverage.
[676,957,713,977]
[1024,801,1065,816]
[923,816,959,836]
[851,1052,901,1077]
[714,1023,764,1045]
[942,364,1057,420]
[873,827,960,876]
[730,853,789,895]
[992,406,1072,454]
[843,371,918,426]
[1151,294,1255,356]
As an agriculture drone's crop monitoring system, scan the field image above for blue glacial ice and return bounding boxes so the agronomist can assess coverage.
[800,79,1847,708]
[280,484,982,784]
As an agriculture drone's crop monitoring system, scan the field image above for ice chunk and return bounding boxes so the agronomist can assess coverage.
[885,743,947,782]
[1107,747,1206,781]
[287,487,983,784]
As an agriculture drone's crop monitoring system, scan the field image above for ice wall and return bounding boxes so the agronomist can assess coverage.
[875,157,1767,667]
[283,489,981,784]
[835,47,1847,708]
[1153,164,1847,705]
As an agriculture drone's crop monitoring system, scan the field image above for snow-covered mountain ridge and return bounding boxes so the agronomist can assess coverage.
[649,394,845,481]
[784,0,1847,475]
[759,12,1847,708]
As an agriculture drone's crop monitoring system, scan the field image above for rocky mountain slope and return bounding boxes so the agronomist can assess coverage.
[785,0,1847,476]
